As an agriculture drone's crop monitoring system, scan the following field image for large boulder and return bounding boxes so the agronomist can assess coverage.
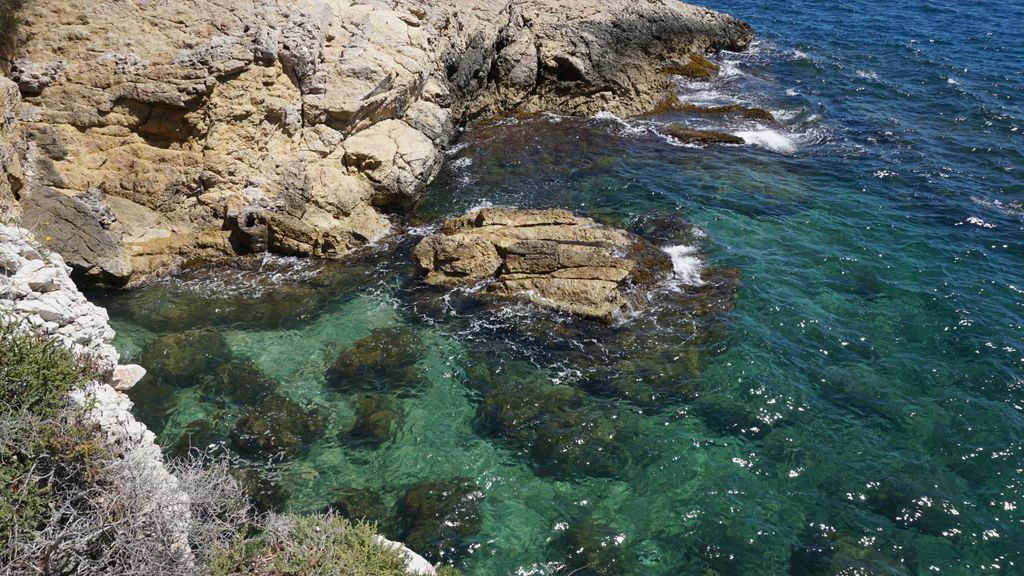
[414,208,674,321]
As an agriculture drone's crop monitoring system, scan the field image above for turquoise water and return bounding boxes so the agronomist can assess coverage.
[90,1,1024,574]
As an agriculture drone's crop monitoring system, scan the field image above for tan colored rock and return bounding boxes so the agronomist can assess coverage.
[414,208,674,321]
[3,0,752,283]
[663,124,746,145]
[112,364,147,391]
[0,77,23,218]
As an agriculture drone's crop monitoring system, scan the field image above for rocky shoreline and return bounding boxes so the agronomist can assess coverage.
[1,0,752,286]
[0,224,439,574]
[2,1,754,572]
[0,224,192,562]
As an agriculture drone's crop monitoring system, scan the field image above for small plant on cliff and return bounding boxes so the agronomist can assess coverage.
[0,317,94,416]
[0,0,24,49]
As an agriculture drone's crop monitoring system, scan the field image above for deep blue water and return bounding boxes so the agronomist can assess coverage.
[94,1,1024,574]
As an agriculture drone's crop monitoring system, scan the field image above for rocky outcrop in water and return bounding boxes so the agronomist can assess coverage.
[414,208,674,320]
[1,0,752,284]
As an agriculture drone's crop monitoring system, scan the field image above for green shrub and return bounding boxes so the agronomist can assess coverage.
[0,410,110,559]
[211,513,420,576]
[0,0,24,48]
[0,318,94,416]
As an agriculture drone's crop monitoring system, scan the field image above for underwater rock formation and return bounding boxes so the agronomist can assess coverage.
[395,478,485,563]
[230,393,326,460]
[325,326,425,394]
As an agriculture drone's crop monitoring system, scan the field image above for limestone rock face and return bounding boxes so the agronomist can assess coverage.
[2,0,752,284]
[414,208,674,320]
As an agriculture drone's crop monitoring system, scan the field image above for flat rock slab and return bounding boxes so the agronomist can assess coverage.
[414,208,673,321]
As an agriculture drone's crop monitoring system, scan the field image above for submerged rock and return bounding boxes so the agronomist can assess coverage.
[550,516,632,576]
[414,208,674,321]
[212,361,278,403]
[341,393,402,447]
[395,479,484,563]
[167,418,222,459]
[231,467,291,513]
[109,256,364,332]
[230,393,326,460]
[322,487,390,525]
[662,124,745,145]
[472,360,632,478]
[139,328,230,385]
[325,326,424,394]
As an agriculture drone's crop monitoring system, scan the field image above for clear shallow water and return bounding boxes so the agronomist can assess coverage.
[89,1,1024,574]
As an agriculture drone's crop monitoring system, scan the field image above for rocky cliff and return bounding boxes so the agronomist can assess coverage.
[0,0,752,285]
[0,224,192,562]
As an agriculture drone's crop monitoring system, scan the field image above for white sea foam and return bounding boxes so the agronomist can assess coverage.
[719,60,743,77]
[947,77,958,85]
[962,216,997,229]
[855,70,879,80]
[450,156,473,170]
[466,199,496,212]
[446,141,471,155]
[663,245,705,286]
[592,111,650,137]
[971,196,1024,218]
[786,88,800,96]
[733,128,798,154]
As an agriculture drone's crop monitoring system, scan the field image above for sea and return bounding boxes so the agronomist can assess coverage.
[90,0,1024,573]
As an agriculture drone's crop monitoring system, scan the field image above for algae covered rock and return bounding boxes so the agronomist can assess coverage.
[549,516,632,576]
[325,326,424,394]
[322,487,390,525]
[231,466,291,513]
[341,393,402,447]
[472,360,633,478]
[167,418,222,459]
[395,479,484,563]
[662,124,745,145]
[139,328,230,385]
[664,53,721,79]
[230,393,326,460]
[212,361,278,402]
[414,208,674,321]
